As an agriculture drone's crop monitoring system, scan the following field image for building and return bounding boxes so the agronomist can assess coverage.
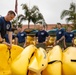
[22,24,71,31]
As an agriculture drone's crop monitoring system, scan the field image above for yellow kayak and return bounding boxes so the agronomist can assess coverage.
[28,48,48,74]
[0,44,23,75]
[11,45,37,75]
[63,47,76,75]
[42,45,62,75]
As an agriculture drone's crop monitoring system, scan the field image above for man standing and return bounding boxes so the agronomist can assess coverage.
[64,26,74,48]
[15,26,27,47]
[54,23,65,48]
[0,10,16,49]
[35,24,49,50]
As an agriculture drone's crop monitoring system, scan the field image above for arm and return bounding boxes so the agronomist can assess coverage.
[15,37,18,45]
[0,33,3,42]
[72,34,75,46]
[57,36,64,42]
[0,20,3,42]
[8,31,12,48]
[63,36,66,48]
[45,35,50,43]
[23,37,27,48]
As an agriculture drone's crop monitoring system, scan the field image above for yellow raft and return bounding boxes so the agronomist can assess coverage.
[63,47,76,75]
[11,45,37,75]
[28,48,48,74]
[0,44,23,75]
[42,45,62,75]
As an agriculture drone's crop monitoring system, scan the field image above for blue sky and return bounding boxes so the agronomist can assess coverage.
[0,0,76,24]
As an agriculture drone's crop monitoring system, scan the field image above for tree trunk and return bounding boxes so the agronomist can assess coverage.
[34,23,36,29]
[28,21,30,29]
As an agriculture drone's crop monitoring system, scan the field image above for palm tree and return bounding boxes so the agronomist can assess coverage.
[11,18,22,29]
[32,11,46,28]
[11,19,17,28]
[60,2,76,29]
[18,4,39,29]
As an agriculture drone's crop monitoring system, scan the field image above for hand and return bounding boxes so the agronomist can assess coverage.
[36,41,38,44]
[56,40,59,44]
[54,42,56,46]
[8,44,12,50]
[2,42,12,49]
[23,44,26,48]
[43,41,46,44]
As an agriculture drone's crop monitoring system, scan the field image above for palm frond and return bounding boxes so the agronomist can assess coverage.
[31,6,39,13]
[19,17,26,23]
[66,17,73,23]
[18,14,25,20]
[70,2,76,12]
[21,4,29,11]
[61,10,71,19]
